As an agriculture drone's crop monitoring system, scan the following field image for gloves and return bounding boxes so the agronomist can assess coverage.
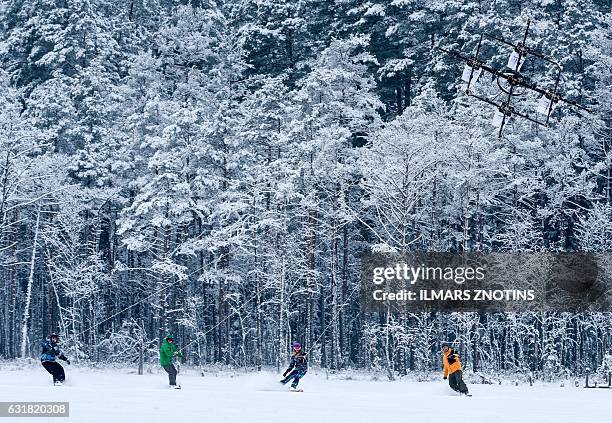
[443,376,447,380]
[282,371,288,378]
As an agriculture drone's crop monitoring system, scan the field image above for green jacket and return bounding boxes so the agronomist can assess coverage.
[159,338,182,367]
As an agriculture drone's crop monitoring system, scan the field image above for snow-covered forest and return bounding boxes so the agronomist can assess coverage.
[0,0,611,380]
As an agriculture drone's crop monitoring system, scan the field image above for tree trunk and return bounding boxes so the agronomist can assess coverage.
[384,306,395,381]
[277,257,285,372]
[20,207,41,358]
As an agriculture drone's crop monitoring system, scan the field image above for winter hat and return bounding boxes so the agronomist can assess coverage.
[165,333,175,340]
[292,341,302,350]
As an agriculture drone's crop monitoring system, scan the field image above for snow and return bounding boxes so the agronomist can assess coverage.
[0,366,609,423]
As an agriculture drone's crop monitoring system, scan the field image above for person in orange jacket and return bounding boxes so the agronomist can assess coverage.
[442,344,470,395]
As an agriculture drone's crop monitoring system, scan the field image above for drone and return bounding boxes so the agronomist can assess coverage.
[436,19,590,137]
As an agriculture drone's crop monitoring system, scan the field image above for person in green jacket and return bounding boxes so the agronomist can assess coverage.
[160,333,183,388]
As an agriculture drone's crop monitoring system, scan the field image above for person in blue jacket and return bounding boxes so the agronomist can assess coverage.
[280,341,308,390]
[40,333,70,385]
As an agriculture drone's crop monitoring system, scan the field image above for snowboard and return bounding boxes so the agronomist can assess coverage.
[290,388,303,393]
[54,381,64,386]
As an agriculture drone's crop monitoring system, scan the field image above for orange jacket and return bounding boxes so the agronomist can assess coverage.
[443,348,462,377]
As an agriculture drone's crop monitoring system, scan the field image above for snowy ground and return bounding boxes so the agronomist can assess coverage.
[0,365,609,423]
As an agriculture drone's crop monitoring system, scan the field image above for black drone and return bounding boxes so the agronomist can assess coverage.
[437,20,590,137]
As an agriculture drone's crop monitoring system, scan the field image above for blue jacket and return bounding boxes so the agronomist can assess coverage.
[40,339,67,362]
[284,350,308,375]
